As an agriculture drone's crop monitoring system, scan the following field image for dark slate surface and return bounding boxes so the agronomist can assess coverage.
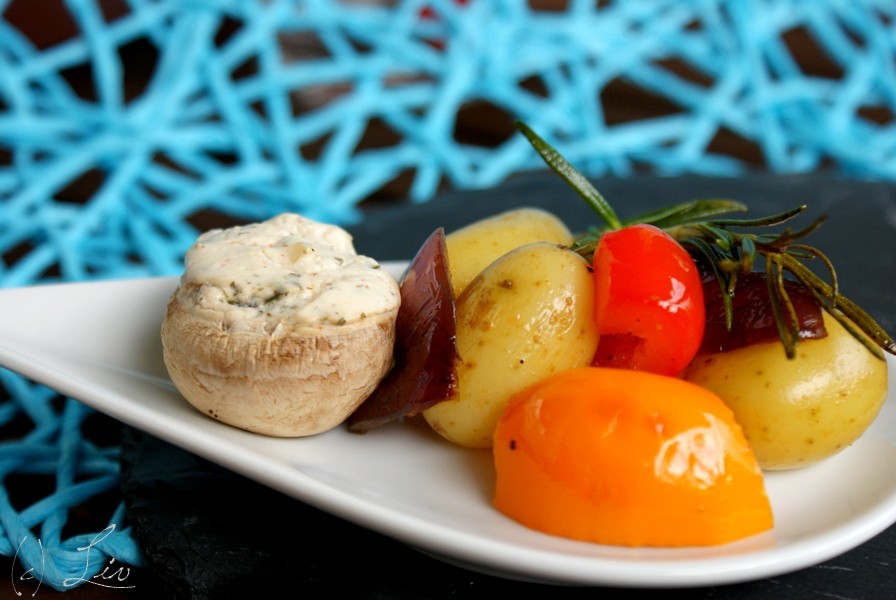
[120,173,896,599]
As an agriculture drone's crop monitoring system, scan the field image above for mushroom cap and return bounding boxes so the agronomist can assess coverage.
[161,282,398,437]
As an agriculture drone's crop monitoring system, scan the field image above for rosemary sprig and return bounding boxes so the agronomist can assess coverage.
[517,120,896,360]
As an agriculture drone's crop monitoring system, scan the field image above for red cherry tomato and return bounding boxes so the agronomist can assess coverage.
[591,223,705,376]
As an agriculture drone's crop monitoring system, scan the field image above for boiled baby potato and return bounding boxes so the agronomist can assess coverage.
[445,207,573,296]
[424,242,599,448]
[682,311,888,470]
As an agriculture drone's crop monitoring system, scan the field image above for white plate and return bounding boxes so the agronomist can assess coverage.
[1,262,895,588]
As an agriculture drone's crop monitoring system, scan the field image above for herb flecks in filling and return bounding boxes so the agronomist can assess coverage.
[182,214,400,332]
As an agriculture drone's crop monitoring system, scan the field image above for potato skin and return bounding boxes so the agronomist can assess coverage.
[445,207,573,297]
[423,242,599,449]
[682,311,888,470]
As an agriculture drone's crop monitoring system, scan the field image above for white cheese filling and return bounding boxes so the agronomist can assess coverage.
[180,213,400,332]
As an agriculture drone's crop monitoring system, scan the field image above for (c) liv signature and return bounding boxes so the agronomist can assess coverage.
[11,524,135,595]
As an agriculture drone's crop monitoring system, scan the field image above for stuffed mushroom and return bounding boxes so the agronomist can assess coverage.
[161,213,400,437]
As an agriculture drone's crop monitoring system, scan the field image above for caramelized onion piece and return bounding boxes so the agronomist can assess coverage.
[700,271,827,354]
[348,228,459,432]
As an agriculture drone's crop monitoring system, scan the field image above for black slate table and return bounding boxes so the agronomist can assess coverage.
[119,173,896,599]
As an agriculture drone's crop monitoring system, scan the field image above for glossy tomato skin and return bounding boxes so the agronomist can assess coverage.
[592,223,705,376]
[492,367,773,547]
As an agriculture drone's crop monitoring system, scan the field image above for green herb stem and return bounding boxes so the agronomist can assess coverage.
[517,119,896,361]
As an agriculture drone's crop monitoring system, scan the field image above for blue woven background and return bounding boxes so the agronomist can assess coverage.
[2,0,895,590]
